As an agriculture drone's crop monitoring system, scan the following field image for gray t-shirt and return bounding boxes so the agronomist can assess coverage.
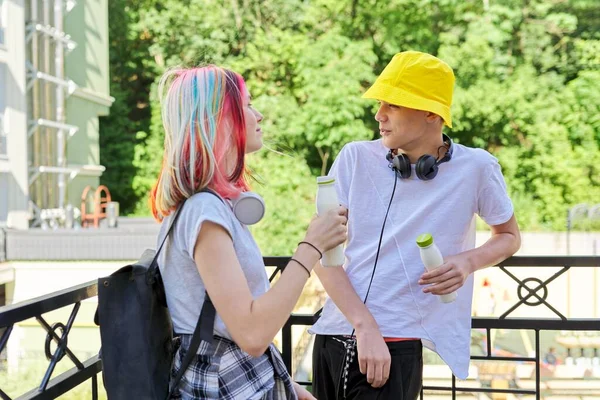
[157,191,270,339]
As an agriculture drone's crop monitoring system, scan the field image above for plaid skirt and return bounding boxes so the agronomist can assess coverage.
[170,334,297,400]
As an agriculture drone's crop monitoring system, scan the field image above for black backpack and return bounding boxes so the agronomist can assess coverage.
[95,194,218,399]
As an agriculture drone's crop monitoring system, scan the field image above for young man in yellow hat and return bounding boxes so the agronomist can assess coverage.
[310,51,521,399]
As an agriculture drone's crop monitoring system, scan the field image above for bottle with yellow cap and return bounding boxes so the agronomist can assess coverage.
[416,233,457,303]
[316,176,345,267]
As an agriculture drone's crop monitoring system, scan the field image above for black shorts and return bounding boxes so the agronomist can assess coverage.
[312,334,423,400]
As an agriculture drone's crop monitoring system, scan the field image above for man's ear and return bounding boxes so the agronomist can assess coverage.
[425,112,443,125]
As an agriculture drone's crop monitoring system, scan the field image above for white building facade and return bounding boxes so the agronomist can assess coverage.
[0,0,112,230]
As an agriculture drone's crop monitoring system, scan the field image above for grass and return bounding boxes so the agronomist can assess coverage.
[0,356,107,400]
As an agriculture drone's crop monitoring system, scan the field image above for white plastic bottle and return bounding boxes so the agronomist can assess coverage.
[416,233,457,303]
[316,176,345,267]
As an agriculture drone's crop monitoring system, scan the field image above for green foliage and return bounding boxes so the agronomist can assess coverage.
[99,0,600,238]
[437,0,600,231]
[247,151,315,256]
[131,81,165,215]
[99,0,156,214]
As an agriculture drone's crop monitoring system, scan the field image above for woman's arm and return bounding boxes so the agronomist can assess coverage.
[194,207,347,357]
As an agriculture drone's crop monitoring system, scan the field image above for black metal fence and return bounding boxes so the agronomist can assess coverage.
[0,282,101,400]
[0,256,598,399]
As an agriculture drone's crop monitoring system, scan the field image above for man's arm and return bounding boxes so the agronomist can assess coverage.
[313,263,391,388]
[419,214,521,294]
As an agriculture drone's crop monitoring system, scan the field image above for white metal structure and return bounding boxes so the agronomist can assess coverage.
[0,0,109,229]
[26,0,77,221]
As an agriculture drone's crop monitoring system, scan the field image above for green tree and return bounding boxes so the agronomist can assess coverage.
[99,0,156,214]
[100,0,600,234]
[247,151,316,256]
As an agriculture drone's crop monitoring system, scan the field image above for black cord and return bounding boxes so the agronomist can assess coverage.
[349,168,399,338]
[338,168,399,399]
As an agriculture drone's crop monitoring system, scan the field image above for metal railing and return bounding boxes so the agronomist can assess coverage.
[0,256,598,399]
[0,282,101,400]
[272,256,600,400]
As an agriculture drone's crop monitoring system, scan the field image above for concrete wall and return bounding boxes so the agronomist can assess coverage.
[64,0,110,98]
[0,0,29,228]
[479,231,600,256]
[64,0,112,208]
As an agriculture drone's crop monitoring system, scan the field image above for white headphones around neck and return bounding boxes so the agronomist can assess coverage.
[229,191,265,225]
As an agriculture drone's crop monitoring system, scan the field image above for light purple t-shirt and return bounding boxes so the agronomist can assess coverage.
[310,139,514,379]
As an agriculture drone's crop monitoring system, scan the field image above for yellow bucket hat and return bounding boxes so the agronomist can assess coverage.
[362,51,455,128]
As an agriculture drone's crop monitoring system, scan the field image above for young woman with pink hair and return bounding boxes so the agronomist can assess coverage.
[150,65,347,399]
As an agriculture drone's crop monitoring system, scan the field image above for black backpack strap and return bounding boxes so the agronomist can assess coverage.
[146,204,186,282]
[313,306,323,324]
[167,295,216,399]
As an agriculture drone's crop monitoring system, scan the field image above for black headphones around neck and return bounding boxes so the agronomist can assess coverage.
[385,134,454,181]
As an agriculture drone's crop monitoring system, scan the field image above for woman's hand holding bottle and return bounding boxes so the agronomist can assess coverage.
[304,206,348,254]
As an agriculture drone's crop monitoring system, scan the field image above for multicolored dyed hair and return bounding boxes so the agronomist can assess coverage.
[150,65,250,221]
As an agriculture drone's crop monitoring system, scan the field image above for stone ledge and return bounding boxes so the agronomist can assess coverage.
[3,218,160,261]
